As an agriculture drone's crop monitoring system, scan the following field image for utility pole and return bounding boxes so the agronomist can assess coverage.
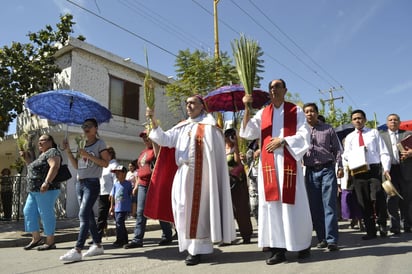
[213,0,220,59]
[319,87,344,125]
[213,0,224,128]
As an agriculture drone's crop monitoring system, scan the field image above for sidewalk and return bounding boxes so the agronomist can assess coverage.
[0,217,161,248]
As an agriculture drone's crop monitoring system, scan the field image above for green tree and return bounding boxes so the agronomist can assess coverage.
[165,49,238,117]
[286,92,304,107]
[0,14,84,136]
[165,48,264,118]
[319,99,353,128]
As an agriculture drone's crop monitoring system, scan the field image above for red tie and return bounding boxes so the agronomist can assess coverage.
[358,130,365,146]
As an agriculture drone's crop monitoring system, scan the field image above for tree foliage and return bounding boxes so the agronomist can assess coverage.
[165,48,264,118]
[0,14,84,136]
[165,49,236,117]
[319,99,353,128]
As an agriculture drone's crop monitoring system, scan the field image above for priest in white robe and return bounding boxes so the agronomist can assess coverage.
[146,95,236,266]
[240,79,312,265]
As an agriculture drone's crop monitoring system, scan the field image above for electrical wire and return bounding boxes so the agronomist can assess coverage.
[191,0,321,90]
[120,0,211,50]
[246,0,357,108]
[66,0,177,57]
[230,0,335,87]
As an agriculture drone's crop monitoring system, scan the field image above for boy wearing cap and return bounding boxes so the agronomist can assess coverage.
[109,165,133,247]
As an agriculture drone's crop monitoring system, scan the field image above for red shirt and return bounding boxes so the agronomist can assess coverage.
[136,148,155,187]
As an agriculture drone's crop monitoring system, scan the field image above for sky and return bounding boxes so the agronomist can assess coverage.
[1,0,411,134]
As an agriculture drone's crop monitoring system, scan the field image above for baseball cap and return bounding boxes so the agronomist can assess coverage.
[111,165,127,173]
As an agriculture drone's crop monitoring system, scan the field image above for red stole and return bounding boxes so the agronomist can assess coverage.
[261,102,297,204]
[189,124,205,238]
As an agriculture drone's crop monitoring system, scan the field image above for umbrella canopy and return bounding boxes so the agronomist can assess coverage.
[25,90,112,125]
[203,84,270,112]
[334,124,354,142]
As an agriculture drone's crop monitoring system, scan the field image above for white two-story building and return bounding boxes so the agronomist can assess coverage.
[0,37,181,218]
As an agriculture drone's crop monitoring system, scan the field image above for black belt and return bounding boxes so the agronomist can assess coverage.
[369,164,381,169]
[307,161,334,171]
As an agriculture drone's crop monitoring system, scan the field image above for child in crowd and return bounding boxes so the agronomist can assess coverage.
[109,165,133,247]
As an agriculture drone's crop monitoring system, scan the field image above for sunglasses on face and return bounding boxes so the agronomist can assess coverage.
[270,83,284,90]
[81,124,94,129]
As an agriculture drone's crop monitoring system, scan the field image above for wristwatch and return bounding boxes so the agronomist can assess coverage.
[280,138,286,146]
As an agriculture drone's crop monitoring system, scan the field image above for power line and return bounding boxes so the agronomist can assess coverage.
[191,0,239,35]
[120,0,212,50]
[247,0,343,88]
[245,0,358,108]
[265,53,321,90]
[229,0,335,88]
[66,0,177,57]
[191,0,321,90]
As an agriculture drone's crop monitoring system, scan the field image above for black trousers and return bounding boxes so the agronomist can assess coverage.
[353,165,387,236]
[231,179,253,240]
[1,191,13,219]
[388,164,412,230]
[96,194,110,240]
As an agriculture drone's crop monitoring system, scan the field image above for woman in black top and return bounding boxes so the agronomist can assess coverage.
[21,134,61,251]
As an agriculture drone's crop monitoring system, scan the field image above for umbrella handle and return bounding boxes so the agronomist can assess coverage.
[65,124,69,139]
[58,124,69,151]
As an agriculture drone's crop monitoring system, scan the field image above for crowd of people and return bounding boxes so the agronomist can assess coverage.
[14,78,412,266]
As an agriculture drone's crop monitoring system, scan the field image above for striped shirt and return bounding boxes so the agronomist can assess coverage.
[303,121,343,168]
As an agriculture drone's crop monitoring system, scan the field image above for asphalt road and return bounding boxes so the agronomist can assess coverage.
[1,221,412,274]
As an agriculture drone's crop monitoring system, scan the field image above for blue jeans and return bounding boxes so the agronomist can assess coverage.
[76,178,100,249]
[132,185,172,244]
[115,211,128,243]
[24,190,60,235]
[305,166,339,244]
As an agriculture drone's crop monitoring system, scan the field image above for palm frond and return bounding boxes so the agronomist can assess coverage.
[231,34,260,96]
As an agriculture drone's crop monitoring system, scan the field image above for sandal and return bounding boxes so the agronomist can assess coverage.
[23,238,43,250]
[37,243,56,251]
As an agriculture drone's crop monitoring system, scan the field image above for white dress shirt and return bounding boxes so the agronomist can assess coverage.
[343,127,391,172]
[389,129,400,164]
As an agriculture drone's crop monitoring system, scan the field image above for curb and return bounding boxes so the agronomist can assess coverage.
[0,219,161,248]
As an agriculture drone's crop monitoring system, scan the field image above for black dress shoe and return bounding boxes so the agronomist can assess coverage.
[390,228,401,235]
[124,241,143,249]
[24,238,43,250]
[242,237,251,244]
[113,241,127,248]
[185,254,201,266]
[361,234,377,240]
[327,243,339,251]
[379,225,388,237]
[266,252,286,265]
[316,240,327,248]
[218,242,231,247]
[298,247,311,259]
[404,227,411,233]
[158,238,173,246]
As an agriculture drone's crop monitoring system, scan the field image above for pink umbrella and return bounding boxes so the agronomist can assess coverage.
[203,84,270,112]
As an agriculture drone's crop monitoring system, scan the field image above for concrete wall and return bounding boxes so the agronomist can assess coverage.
[7,38,181,218]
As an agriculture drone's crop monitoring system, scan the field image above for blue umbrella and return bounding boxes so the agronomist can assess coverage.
[25,90,112,125]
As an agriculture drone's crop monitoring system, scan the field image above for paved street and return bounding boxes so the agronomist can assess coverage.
[1,221,412,274]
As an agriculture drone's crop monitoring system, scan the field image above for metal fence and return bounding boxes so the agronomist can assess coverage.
[0,175,67,221]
